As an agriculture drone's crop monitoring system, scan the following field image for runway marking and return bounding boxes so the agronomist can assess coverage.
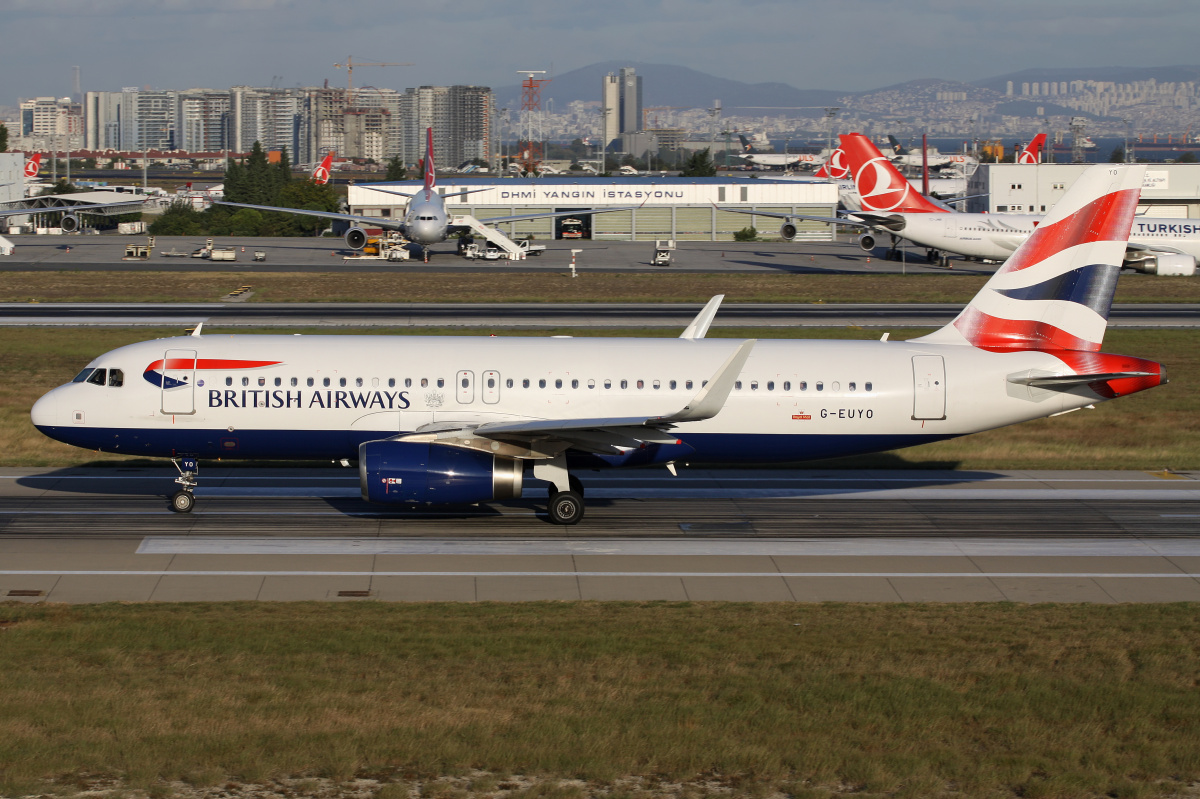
[136,536,1200,557]
[3,570,1200,578]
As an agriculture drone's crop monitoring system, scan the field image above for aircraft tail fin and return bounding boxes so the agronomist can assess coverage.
[812,147,848,179]
[1018,133,1047,164]
[886,135,907,155]
[311,151,333,184]
[24,153,41,178]
[423,127,436,192]
[917,164,1146,354]
[738,134,752,152]
[839,133,944,213]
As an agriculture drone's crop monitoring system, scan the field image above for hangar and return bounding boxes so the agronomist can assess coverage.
[967,163,1200,217]
[347,177,839,241]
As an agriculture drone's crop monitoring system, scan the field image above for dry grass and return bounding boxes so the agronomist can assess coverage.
[3,326,1197,470]
[3,271,1199,304]
[0,603,1198,798]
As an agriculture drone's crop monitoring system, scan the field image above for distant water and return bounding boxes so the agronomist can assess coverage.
[768,137,1197,163]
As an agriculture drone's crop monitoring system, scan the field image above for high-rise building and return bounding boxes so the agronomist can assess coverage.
[601,73,620,148]
[18,96,83,148]
[400,85,495,168]
[618,67,642,136]
[177,89,231,152]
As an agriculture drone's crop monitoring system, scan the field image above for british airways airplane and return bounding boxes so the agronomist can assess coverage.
[32,164,1165,524]
[219,128,627,260]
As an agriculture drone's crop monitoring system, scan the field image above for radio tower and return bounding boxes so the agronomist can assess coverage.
[516,70,550,175]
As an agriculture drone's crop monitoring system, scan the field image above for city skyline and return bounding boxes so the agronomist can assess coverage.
[2,0,1199,109]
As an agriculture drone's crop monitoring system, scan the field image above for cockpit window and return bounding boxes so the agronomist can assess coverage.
[72,368,95,383]
[107,369,124,387]
[86,369,107,386]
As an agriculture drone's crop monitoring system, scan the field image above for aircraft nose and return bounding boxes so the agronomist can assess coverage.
[30,388,60,429]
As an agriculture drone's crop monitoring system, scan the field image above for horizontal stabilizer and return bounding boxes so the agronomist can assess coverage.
[1008,371,1153,388]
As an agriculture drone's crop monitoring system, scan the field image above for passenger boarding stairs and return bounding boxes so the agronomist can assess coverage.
[451,215,526,260]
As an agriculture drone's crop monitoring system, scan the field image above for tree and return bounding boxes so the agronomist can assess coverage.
[148,200,207,236]
[385,156,407,181]
[276,180,341,236]
[733,226,757,242]
[272,146,292,196]
[38,179,80,196]
[0,122,8,152]
[1109,147,1126,163]
[241,141,275,205]
[1178,152,1197,163]
[679,148,717,177]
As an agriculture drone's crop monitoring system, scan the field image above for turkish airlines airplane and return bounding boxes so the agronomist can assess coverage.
[1018,134,1047,165]
[25,153,42,179]
[310,151,334,185]
[32,164,1165,524]
[219,128,628,260]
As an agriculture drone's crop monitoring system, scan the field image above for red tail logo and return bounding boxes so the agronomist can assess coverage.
[839,134,943,213]
[1018,133,1047,165]
[814,148,848,179]
[24,153,41,178]
[423,127,436,195]
[311,151,333,184]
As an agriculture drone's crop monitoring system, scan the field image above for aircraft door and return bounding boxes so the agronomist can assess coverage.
[456,370,474,404]
[161,348,197,415]
[945,216,958,239]
[482,370,500,404]
[912,355,946,420]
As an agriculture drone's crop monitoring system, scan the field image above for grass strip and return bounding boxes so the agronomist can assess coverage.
[0,603,1198,798]
[2,326,1196,470]
[4,271,1200,304]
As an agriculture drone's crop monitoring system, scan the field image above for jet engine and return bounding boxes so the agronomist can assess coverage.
[359,440,523,505]
[779,221,798,241]
[858,233,876,252]
[59,214,80,233]
[1124,252,1197,277]
[344,227,368,250]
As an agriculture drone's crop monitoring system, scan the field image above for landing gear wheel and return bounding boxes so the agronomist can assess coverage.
[548,490,584,525]
[170,490,195,514]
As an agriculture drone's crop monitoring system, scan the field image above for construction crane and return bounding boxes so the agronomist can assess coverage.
[333,56,412,102]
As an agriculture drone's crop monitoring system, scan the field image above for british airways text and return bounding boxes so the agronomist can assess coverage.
[208,390,411,409]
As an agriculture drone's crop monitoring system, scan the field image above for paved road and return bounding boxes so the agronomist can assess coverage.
[3,467,1198,603]
[2,301,1197,328]
[0,236,997,275]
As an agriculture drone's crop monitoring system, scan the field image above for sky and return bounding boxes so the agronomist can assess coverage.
[3,0,1199,109]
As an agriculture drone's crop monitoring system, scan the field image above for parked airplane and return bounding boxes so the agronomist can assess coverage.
[310,151,334,185]
[25,153,42,179]
[219,128,629,259]
[1018,134,1047,165]
[32,164,1165,524]
[834,132,1198,274]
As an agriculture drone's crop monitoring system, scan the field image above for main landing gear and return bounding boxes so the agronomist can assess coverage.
[169,457,198,513]
[535,456,585,525]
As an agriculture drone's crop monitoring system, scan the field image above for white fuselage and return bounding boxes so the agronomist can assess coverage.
[869,212,1200,262]
[399,189,450,245]
[32,334,1107,466]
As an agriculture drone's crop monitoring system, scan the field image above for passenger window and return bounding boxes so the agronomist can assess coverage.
[620,380,628,389]
[420,378,428,387]
[783,381,791,391]
[291,377,298,387]
[437,378,444,388]
[555,379,562,389]
[832,381,840,392]
[636,380,644,389]
[849,382,856,392]
[258,377,266,386]
[404,378,412,387]
[539,379,546,388]
[652,380,660,390]
[735,381,742,390]
[571,379,578,389]
[72,368,95,383]
[339,378,347,387]
[307,377,314,387]
[107,369,124,387]
[816,381,824,391]
[750,381,758,391]
[603,379,612,389]
[462,377,469,388]
[487,377,495,388]
[669,380,676,390]
[523,378,530,388]
[506,378,513,388]
[865,382,873,392]
[371,377,379,388]
[388,378,395,388]
[685,380,693,390]
[242,377,249,387]
[355,378,363,387]
[86,369,107,386]
[800,381,808,391]
[587,379,595,389]
[767,381,774,391]
[323,377,331,387]
[226,376,233,387]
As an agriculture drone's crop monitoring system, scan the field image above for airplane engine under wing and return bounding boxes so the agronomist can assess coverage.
[858,233,876,252]
[59,214,80,233]
[779,221,798,241]
[359,440,523,505]
[344,227,368,250]
[1125,251,1197,277]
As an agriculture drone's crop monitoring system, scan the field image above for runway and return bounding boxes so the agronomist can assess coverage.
[2,301,1197,328]
[3,467,1198,603]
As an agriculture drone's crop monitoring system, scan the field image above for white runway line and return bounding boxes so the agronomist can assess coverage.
[4,570,1200,578]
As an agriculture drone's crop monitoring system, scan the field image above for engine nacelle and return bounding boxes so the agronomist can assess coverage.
[344,227,368,250]
[1125,252,1197,277]
[858,233,876,252]
[59,214,80,233]
[779,221,798,241]
[359,440,523,505]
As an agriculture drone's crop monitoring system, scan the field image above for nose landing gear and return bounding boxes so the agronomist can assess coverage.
[170,457,198,513]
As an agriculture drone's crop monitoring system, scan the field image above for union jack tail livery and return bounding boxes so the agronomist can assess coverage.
[24,153,42,179]
[1018,133,1047,165]
[311,151,334,184]
[919,164,1163,397]
[813,147,848,179]
[422,127,436,193]
[839,133,944,213]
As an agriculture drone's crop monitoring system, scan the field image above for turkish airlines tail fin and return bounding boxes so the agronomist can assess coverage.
[423,127,436,191]
[920,164,1146,354]
[311,151,334,184]
[24,153,42,179]
[1018,133,1047,165]
[812,147,848,180]
[838,133,944,213]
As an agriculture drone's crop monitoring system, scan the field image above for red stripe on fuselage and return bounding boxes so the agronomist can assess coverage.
[146,358,282,371]
[998,189,1140,274]
[953,307,1100,352]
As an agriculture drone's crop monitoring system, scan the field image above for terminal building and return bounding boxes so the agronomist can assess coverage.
[967,163,1200,217]
[347,177,839,241]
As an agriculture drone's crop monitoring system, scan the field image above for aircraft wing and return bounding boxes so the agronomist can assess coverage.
[0,199,147,220]
[714,205,868,228]
[476,206,639,225]
[398,340,756,456]
[214,201,401,230]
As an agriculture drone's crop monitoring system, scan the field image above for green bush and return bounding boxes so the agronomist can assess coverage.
[733,226,757,242]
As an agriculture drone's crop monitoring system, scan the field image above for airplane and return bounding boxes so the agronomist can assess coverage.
[1018,134,1047,165]
[25,153,42,180]
[218,128,631,261]
[32,163,1166,525]
[310,151,334,185]
[738,135,811,169]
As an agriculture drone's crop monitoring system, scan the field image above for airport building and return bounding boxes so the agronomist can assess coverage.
[347,177,838,241]
[967,163,1200,217]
